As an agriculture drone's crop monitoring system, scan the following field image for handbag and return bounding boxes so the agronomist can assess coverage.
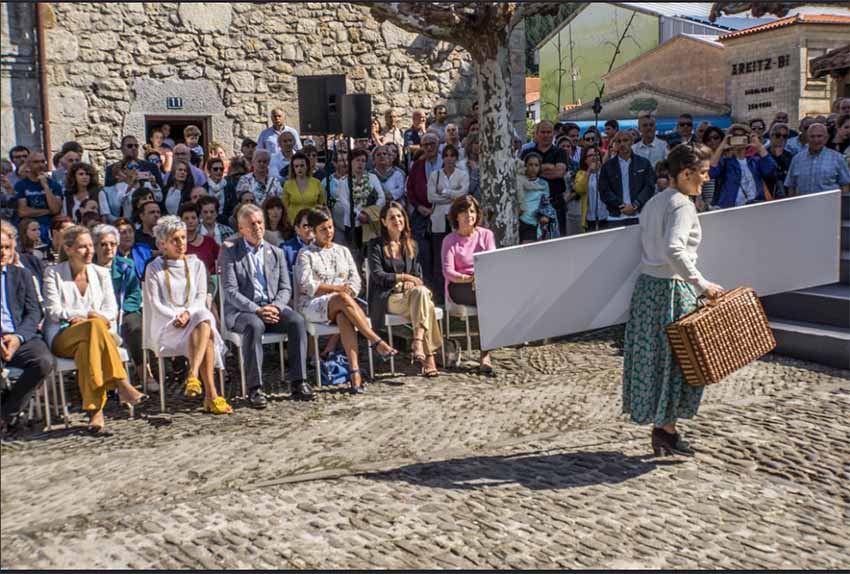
[666,287,775,386]
[320,352,351,386]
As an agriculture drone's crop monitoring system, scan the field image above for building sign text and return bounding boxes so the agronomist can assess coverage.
[731,54,791,76]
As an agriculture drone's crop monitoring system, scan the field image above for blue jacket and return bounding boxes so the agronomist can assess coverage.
[126,242,153,281]
[709,154,777,209]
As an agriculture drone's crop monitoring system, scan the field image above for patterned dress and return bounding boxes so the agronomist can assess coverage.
[295,243,361,323]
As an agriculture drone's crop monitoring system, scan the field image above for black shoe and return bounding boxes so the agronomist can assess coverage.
[249,388,268,409]
[652,428,695,457]
[290,380,315,401]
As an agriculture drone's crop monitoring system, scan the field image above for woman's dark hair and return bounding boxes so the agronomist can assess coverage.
[131,187,154,222]
[701,126,725,145]
[441,143,459,159]
[197,195,220,212]
[349,148,369,163]
[379,201,416,259]
[207,157,224,171]
[287,152,310,179]
[165,160,196,204]
[448,194,481,230]
[262,195,292,239]
[667,143,711,180]
[655,160,670,179]
[578,145,601,171]
[306,206,332,229]
[18,218,39,251]
[227,156,249,177]
[178,202,199,218]
[294,207,312,227]
[64,162,100,214]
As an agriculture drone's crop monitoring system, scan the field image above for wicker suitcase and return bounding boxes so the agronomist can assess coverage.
[666,287,776,386]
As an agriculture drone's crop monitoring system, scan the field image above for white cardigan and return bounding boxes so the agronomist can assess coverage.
[427,168,469,234]
[42,262,119,347]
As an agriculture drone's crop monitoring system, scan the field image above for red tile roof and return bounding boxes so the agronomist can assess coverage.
[719,14,850,40]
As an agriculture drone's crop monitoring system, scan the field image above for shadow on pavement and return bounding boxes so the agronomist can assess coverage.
[367,449,683,491]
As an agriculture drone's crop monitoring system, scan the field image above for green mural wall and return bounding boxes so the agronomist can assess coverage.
[538,4,659,121]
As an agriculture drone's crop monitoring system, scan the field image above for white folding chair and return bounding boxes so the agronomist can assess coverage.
[445,286,478,353]
[53,346,132,429]
[142,287,226,413]
[217,286,287,398]
[292,266,374,389]
[364,259,445,375]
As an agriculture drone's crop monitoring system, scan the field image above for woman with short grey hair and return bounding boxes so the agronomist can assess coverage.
[143,215,232,413]
[92,223,155,393]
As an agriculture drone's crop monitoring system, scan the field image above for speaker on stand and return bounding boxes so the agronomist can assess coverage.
[340,94,372,245]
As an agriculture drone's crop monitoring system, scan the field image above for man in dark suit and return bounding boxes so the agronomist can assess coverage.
[599,131,656,228]
[0,221,53,432]
[220,203,312,408]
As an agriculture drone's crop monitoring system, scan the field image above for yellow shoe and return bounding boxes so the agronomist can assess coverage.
[203,396,232,415]
[184,377,203,398]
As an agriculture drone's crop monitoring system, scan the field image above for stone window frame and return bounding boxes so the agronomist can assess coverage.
[804,42,830,92]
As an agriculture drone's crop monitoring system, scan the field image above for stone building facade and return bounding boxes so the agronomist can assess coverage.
[719,15,850,122]
[1,2,526,171]
[602,35,727,107]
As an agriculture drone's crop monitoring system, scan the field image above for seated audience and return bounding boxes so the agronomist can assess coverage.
[143,216,232,414]
[63,162,100,220]
[262,196,291,246]
[43,225,147,433]
[162,160,195,215]
[427,144,468,301]
[135,200,161,248]
[440,195,496,374]
[236,149,283,206]
[295,207,398,394]
[179,203,219,277]
[367,202,442,377]
[0,220,53,434]
[14,152,63,246]
[115,217,152,281]
[220,204,312,407]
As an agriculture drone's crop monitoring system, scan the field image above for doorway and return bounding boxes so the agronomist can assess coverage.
[144,115,213,157]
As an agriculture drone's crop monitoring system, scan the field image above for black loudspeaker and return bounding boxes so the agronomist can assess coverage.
[341,93,372,139]
[297,75,346,134]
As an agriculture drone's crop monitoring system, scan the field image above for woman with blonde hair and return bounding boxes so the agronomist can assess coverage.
[143,215,232,414]
[43,225,148,433]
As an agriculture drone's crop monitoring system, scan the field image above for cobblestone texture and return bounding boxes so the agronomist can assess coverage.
[2,326,849,569]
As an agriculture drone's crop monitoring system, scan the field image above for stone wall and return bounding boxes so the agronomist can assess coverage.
[603,36,727,106]
[32,2,524,171]
[722,24,848,123]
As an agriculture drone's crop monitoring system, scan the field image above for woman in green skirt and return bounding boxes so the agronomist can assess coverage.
[622,144,724,456]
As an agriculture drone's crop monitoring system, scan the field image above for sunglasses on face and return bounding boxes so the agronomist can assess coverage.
[679,122,693,127]
[773,133,789,139]
[211,166,224,171]
[125,143,139,148]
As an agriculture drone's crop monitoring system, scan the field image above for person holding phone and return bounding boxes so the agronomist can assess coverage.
[574,145,606,232]
[709,124,777,209]
[623,144,724,457]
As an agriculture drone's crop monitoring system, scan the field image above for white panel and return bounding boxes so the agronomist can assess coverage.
[475,190,842,350]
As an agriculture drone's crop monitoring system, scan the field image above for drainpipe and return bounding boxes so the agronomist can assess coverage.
[35,3,53,168]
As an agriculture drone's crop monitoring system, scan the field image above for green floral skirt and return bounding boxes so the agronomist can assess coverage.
[622,274,704,427]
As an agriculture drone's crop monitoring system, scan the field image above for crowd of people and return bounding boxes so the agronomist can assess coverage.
[1,97,849,437]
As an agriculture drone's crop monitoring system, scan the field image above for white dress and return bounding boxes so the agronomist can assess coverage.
[143,255,226,367]
[295,243,361,323]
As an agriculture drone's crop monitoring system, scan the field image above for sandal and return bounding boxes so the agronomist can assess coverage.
[203,396,233,415]
[369,339,398,363]
[410,338,426,366]
[184,377,203,398]
[349,369,366,394]
[86,410,105,435]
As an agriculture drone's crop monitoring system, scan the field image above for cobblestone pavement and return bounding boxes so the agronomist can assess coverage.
[2,326,849,569]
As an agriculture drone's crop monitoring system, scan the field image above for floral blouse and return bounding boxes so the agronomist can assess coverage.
[295,242,361,312]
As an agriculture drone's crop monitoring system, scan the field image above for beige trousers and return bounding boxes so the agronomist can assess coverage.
[387,285,443,354]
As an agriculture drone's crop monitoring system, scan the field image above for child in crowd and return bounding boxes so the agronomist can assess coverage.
[655,160,670,193]
[516,153,554,244]
[184,125,204,167]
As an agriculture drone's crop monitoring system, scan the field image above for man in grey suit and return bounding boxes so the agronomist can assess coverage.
[220,204,313,408]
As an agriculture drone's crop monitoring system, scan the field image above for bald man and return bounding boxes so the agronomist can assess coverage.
[785,123,850,196]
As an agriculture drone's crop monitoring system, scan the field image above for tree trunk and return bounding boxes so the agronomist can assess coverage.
[473,40,518,247]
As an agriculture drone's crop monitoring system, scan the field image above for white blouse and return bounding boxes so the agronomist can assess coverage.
[42,262,119,347]
[427,168,469,233]
[639,188,711,293]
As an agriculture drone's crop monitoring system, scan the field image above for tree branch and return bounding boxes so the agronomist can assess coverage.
[508,2,563,29]
[366,2,474,45]
[710,1,849,20]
